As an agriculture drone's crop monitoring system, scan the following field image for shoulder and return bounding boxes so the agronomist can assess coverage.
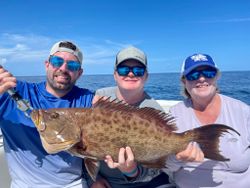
[169,98,191,115]
[95,86,117,98]
[170,98,190,110]
[140,98,164,111]
[15,80,45,94]
[220,94,249,112]
[220,95,250,123]
[72,86,94,97]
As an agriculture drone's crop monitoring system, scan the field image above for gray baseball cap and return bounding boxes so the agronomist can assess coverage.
[50,41,83,64]
[115,46,147,69]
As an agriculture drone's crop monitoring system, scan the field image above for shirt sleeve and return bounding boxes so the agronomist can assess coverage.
[247,106,250,142]
[121,164,162,183]
[165,154,185,172]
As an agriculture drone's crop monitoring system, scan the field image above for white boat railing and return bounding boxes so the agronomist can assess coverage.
[0,130,11,188]
[156,100,180,112]
[0,100,180,188]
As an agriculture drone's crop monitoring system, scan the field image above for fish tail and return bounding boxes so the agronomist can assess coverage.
[183,124,239,161]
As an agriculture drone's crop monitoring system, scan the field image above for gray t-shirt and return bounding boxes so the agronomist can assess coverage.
[167,94,250,188]
[91,86,174,188]
[95,86,163,111]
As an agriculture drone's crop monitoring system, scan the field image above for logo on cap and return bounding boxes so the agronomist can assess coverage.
[190,54,208,62]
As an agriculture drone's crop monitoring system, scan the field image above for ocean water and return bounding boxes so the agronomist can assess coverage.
[17,71,250,105]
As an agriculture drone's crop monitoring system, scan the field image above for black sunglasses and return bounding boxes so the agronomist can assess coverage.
[186,68,217,81]
[116,65,146,77]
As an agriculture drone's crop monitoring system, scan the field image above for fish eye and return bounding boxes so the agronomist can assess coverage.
[50,112,59,119]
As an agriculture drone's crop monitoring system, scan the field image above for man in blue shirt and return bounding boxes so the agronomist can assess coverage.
[0,41,93,188]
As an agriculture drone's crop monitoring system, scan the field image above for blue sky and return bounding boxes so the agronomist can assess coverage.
[0,0,249,76]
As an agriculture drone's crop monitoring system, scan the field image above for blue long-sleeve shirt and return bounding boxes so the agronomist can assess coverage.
[0,81,93,188]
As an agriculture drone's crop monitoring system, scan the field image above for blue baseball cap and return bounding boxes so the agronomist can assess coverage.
[181,53,218,76]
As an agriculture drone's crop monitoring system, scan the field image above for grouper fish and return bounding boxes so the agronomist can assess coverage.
[31,98,239,181]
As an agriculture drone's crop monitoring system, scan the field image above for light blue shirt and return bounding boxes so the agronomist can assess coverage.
[167,94,250,188]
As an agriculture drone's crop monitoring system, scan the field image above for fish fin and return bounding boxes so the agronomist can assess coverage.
[93,97,177,132]
[184,124,240,161]
[84,158,100,181]
[138,107,177,131]
[141,156,167,169]
[92,96,125,109]
[67,141,88,158]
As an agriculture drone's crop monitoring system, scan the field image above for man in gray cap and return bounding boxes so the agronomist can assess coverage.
[90,46,174,188]
[0,41,93,187]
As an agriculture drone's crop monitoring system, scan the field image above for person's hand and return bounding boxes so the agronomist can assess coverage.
[90,178,111,188]
[105,146,139,177]
[0,65,16,94]
[176,142,204,162]
[92,95,109,105]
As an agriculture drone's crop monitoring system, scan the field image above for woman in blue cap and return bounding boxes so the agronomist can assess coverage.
[166,53,250,187]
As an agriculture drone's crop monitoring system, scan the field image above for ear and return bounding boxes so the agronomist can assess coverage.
[181,77,186,85]
[77,68,83,79]
[215,72,221,81]
[45,60,50,70]
[144,72,149,80]
[113,71,118,82]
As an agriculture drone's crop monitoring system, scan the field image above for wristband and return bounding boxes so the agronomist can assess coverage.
[122,166,138,177]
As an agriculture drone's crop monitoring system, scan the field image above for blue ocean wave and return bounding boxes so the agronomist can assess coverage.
[17,71,250,105]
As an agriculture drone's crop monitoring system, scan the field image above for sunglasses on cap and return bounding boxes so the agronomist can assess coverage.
[49,56,81,72]
[185,68,217,81]
[116,65,146,77]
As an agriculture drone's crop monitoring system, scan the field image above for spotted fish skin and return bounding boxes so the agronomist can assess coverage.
[31,98,239,180]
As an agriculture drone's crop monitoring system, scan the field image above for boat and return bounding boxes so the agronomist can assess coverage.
[0,100,180,187]
[0,129,11,188]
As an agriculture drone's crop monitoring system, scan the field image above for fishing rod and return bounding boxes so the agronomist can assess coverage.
[0,64,33,117]
[7,89,33,117]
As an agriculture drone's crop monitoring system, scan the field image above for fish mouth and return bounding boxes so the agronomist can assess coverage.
[41,137,77,154]
[31,110,46,131]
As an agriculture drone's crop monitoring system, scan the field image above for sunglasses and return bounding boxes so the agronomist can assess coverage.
[49,56,81,72]
[186,68,217,81]
[116,65,146,77]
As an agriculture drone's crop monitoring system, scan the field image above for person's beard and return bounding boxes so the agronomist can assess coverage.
[47,71,75,94]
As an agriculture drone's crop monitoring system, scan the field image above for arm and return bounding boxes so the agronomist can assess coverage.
[166,142,204,172]
[105,147,139,178]
[176,142,204,162]
[92,95,109,105]
[104,147,161,182]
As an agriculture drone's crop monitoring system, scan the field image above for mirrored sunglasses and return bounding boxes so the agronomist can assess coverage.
[49,56,81,72]
[186,68,217,81]
[116,65,146,77]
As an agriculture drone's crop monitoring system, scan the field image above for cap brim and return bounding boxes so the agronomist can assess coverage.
[116,57,147,68]
[182,63,218,76]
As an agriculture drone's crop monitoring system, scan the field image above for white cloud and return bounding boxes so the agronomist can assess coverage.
[223,18,250,23]
[192,17,250,24]
[0,33,143,65]
[0,33,51,65]
[0,33,149,75]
